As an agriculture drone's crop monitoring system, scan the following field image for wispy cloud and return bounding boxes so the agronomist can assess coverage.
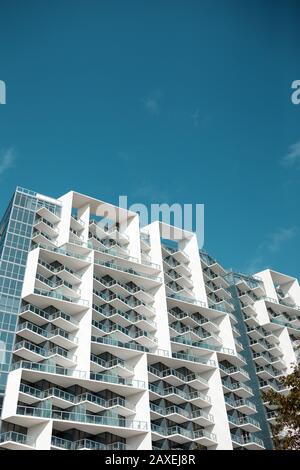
[0,148,15,175]
[117,151,131,162]
[243,226,297,274]
[191,108,200,127]
[281,141,300,168]
[267,227,296,253]
[143,91,162,115]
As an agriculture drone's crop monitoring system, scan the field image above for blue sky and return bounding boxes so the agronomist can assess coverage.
[0,0,299,278]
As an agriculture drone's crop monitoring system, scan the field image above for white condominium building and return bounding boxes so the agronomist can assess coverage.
[0,187,298,450]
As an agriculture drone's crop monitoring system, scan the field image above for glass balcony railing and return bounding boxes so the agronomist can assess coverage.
[51,436,73,449]
[0,431,29,445]
[225,397,257,411]
[34,217,58,232]
[91,335,148,352]
[94,259,162,282]
[92,304,156,328]
[16,406,147,430]
[194,429,217,441]
[148,366,208,385]
[221,379,253,394]
[31,242,91,261]
[73,439,107,450]
[16,405,51,418]
[90,353,134,372]
[14,340,48,357]
[149,383,211,403]
[20,382,42,398]
[228,415,260,428]
[16,321,78,344]
[44,386,75,402]
[51,410,147,430]
[167,293,207,307]
[20,382,135,411]
[34,288,89,306]
[171,351,216,367]
[219,364,250,379]
[12,360,142,387]
[231,433,264,447]
[20,304,79,325]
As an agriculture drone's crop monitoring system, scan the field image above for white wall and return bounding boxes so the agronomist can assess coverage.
[127,353,152,449]
[27,421,52,450]
[183,233,208,305]
[208,354,233,450]
[144,221,171,355]
[57,192,73,246]
[256,270,278,300]
[1,369,21,419]
[278,328,297,373]
[21,248,39,298]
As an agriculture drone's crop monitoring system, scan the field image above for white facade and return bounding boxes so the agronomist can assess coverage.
[0,187,299,451]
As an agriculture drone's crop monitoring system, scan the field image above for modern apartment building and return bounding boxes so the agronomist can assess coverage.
[0,186,298,450]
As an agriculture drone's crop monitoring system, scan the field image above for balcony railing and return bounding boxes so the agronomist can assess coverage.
[12,361,145,388]
[0,431,31,446]
[20,303,79,326]
[148,365,208,385]
[34,288,89,306]
[94,259,162,282]
[15,406,147,430]
[167,293,207,307]
[92,304,156,328]
[17,321,78,344]
[91,335,148,352]
[31,242,91,261]
[171,351,216,367]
